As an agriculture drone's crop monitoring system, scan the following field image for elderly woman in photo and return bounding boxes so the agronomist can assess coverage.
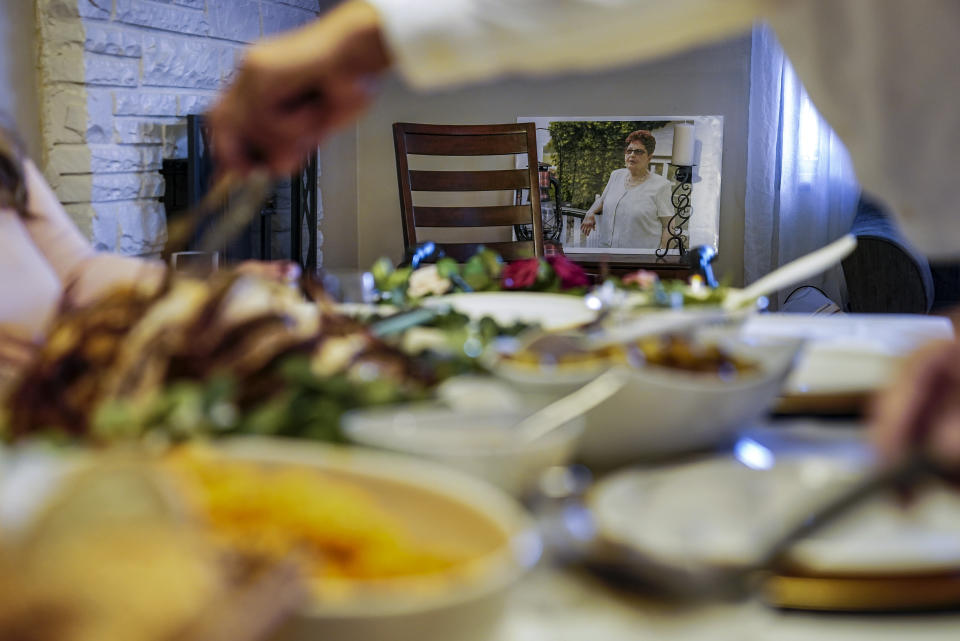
[580,130,674,250]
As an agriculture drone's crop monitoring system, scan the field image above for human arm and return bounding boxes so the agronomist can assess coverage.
[25,159,300,293]
[21,160,166,308]
[209,0,769,175]
[209,0,391,175]
[582,172,619,237]
[580,194,604,237]
[372,0,767,90]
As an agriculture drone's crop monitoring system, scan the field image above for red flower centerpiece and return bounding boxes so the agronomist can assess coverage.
[546,255,589,290]
[501,258,541,290]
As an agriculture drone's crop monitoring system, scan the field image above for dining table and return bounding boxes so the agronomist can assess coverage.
[566,252,695,282]
[500,554,960,641]
[496,311,959,641]
[5,292,960,641]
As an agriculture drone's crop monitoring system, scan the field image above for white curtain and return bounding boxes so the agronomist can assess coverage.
[744,25,860,309]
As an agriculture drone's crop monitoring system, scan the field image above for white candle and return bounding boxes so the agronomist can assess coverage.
[671,123,695,166]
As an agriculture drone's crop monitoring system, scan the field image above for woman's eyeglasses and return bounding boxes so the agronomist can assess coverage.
[624,148,647,156]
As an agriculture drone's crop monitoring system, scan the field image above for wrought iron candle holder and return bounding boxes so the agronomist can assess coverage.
[656,163,694,258]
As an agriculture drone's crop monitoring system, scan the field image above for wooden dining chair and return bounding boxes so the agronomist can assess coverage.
[392,122,544,262]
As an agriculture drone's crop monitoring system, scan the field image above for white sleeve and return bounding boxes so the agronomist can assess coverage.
[596,171,618,211]
[368,0,770,90]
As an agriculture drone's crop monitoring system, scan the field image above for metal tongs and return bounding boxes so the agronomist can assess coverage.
[165,170,274,256]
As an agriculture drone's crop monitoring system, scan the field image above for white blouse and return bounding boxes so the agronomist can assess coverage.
[595,169,673,249]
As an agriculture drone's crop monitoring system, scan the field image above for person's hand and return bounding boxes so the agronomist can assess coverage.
[208,0,391,176]
[235,260,302,284]
[870,339,960,470]
[0,329,40,388]
[581,214,597,237]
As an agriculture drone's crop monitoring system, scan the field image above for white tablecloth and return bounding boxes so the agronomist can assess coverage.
[742,313,954,395]
[742,313,954,354]
[501,563,960,641]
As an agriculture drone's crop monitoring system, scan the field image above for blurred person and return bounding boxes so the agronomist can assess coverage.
[208,0,960,464]
[871,339,960,468]
[580,130,673,250]
[209,0,959,255]
[0,114,297,389]
[0,116,165,385]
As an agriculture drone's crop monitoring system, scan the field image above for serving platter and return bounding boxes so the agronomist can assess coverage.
[587,426,960,611]
[0,439,542,641]
[423,292,597,332]
[765,569,960,611]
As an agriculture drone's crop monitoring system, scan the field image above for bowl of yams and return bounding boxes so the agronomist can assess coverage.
[492,327,804,468]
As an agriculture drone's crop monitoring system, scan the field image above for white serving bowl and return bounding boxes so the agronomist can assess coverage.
[217,438,541,641]
[341,404,584,497]
[0,439,540,641]
[490,308,757,392]
[493,332,803,469]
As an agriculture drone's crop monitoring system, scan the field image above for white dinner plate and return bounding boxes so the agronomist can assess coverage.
[588,426,960,575]
[740,314,954,413]
[423,292,596,332]
[781,345,903,396]
[775,348,897,414]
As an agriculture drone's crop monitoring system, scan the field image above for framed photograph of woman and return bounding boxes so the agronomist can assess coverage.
[516,116,723,256]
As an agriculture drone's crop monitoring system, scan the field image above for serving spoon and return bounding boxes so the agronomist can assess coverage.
[512,369,628,443]
[514,234,857,361]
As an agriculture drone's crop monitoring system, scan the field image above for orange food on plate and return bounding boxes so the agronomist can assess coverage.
[164,448,462,591]
[504,333,759,377]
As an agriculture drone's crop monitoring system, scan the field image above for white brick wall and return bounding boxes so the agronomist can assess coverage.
[37,0,328,258]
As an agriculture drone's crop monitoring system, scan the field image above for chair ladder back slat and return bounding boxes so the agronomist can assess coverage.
[396,123,534,136]
[403,132,528,156]
[413,205,534,227]
[408,169,530,192]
